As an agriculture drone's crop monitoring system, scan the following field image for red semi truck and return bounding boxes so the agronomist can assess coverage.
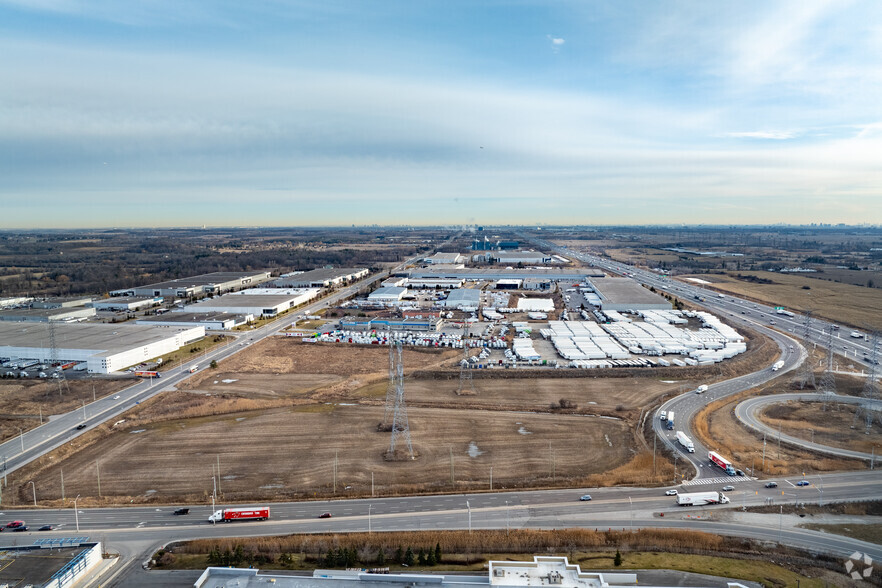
[208,507,270,523]
[708,451,737,476]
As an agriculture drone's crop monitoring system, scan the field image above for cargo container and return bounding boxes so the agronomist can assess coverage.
[208,507,270,523]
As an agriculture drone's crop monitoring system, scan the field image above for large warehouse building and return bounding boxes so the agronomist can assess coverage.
[275,268,369,288]
[182,288,320,317]
[588,277,671,311]
[0,306,96,322]
[91,296,163,312]
[137,312,251,331]
[111,270,272,298]
[0,322,204,374]
[405,268,603,282]
[437,288,481,310]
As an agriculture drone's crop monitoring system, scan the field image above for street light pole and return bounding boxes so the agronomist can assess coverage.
[74,495,80,531]
[629,496,633,532]
[29,481,36,506]
[466,500,471,534]
[368,504,372,534]
[19,428,24,453]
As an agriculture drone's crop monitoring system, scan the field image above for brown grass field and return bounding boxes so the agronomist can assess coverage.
[0,378,131,443]
[7,332,765,505]
[678,271,882,331]
[757,381,882,454]
[691,371,866,476]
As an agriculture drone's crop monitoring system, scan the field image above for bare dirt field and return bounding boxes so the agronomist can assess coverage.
[756,375,882,453]
[691,369,866,476]
[0,378,132,443]
[9,332,767,505]
[26,404,632,504]
[677,272,882,331]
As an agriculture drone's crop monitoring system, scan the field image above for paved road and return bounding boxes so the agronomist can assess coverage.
[736,393,882,461]
[3,469,879,586]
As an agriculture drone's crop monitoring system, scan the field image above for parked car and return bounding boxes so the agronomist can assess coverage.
[665,489,678,496]
[796,480,810,487]
[319,512,332,518]
[579,494,592,501]
[173,508,190,515]
[765,482,778,488]
[722,485,735,491]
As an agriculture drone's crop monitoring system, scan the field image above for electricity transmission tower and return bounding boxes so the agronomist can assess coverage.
[852,331,880,434]
[457,325,476,396]
[383,341,397,423]
[388,342,414,460]
[818,326,836,411]
[47,321,70,397]
[797,311,816,390]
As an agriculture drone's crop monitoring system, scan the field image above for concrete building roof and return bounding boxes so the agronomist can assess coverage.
[369,287,407,298]
[0,307,96,322]
[117,271,272,292]
[277,268,368,284]
[188,294,308,309]
[406,268,603,281]
[137,312,247,324]
[0,322,194,353]
[589,277,670,309]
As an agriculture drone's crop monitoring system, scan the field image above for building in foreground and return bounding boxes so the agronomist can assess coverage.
[0,539,106,588]
[0,306,97,322]
[0,322,204,373]
[196,555,750,588]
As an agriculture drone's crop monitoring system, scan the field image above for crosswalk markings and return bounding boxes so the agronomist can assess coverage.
[682,476,755,486]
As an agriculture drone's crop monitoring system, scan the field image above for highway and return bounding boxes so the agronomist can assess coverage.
[736,392,882,461]
[3,469,881,586]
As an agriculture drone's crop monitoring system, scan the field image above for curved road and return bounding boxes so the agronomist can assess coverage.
[737,392,882,461]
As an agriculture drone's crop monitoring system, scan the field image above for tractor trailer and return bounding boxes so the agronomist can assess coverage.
[208,507,270,523]
[676,431,694,452]
[708,451,737,476]
[772,360,785,371]
[666,411,675,430]
[676,491,730,506]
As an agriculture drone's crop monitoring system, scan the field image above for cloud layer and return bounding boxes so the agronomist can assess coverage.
[1,0,881,227]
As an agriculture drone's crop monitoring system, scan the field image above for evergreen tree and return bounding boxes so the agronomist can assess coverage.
[376,548,386,566]
[394,546,404,564]
[404,547,415,566]
[233,545,244,566]
[614,550,622,567]
[426,550,436,566]
[435,543,441,564]
[221,548,232,566]
[417,548,426,566]
[325,547,335,567]
[346,547,357,568]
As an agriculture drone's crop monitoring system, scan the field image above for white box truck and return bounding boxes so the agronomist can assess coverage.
[676,491,730,506]
[676,430,695,453]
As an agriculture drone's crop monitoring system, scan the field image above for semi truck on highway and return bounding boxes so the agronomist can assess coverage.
[676,491,730,506]
[208,507,270,523]
[708,451,737,476]
[772,360,785,371]
[676,431,694,452]
[666,411,675,430]
[776,309,795,317]
[134,371,160,378]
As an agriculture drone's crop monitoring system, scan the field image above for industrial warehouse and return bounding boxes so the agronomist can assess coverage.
[588,277,671,311]
[182,288,320,317]
[275,267,369,288]
[0,322,205,374]
[111,270,272,298]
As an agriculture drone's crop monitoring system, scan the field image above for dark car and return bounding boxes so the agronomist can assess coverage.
[38,525,54,531]
[12,526,29,532]
[76,423,87,430]
[765,482,778,488]
[173,508,190,515]
[796,480,810,487]
[319,512,332,518]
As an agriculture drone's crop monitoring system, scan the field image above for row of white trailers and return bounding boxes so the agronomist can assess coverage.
[296,330,508,349]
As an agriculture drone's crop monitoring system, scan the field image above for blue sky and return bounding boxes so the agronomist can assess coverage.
[1,0,881,227]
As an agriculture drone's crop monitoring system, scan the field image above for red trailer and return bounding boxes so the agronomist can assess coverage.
[134,371,160,378]
[208,507,270,523]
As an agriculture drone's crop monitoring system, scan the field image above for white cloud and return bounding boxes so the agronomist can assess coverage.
[724,131,797,140]
[547,35,565,52]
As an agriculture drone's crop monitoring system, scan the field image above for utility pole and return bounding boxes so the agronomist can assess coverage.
[333,450,338,494]
[762,433,766,470]
[652,435,657,478]
[449,447,454,485]
[96,462,101,498]
[490,466,493,491]
[30,481,36,506]
[466,500,471,534]
[216,455,221,494]
[61,469,65,501]
[371,472,374,497]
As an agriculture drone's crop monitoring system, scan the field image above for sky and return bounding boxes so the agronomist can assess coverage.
[1,0,881,228]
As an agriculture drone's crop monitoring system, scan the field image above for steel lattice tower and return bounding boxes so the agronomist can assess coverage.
[852,331,880,433]
[48,321,70,397]
[818,326,836,411]
[383,341,397,423]
[797,311,816,390]
[388,342,414,459]
[458,342,476,396]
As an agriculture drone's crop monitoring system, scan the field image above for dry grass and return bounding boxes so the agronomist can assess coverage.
[759,399,882,453]
[678,271,882,331]
[691,384,864,476]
